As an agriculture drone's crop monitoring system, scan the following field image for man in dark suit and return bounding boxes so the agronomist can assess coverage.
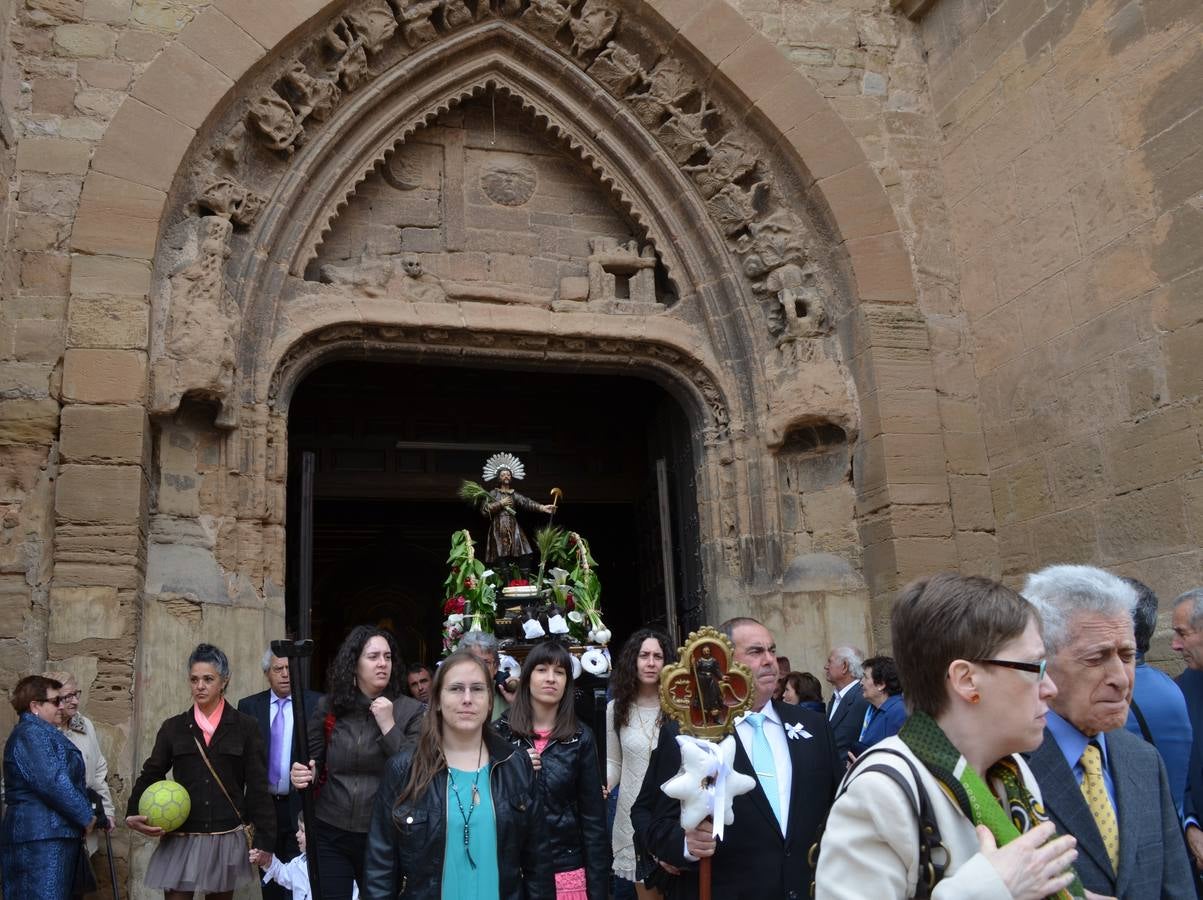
[237,648,323,900]
[1023,564,1193,899]
[823,645,868,761]
[1171,587,1203,883]
[632,617,841,899]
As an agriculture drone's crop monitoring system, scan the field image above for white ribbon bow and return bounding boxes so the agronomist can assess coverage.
[661,734,756,841]
[785,722,812,740]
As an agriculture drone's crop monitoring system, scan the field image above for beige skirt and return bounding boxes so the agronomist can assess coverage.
[144,827,253,893]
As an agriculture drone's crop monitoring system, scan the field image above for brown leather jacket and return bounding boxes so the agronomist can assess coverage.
[305,691,423,832]
[127,705,277,851]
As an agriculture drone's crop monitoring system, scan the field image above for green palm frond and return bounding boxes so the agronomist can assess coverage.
[458,479,490,509]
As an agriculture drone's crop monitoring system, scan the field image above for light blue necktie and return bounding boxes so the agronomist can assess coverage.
[746,712,782,825]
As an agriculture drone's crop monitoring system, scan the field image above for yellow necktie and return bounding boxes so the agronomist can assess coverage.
[1079,742,1119,871]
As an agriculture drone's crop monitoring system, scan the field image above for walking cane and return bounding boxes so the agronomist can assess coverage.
[103,824,121,900]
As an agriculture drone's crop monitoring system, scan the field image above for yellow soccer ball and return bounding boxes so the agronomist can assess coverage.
[137,780,191,832]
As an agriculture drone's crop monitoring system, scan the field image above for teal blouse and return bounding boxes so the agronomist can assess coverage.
[442,764,498,899]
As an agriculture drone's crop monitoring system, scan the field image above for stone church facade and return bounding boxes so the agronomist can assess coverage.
[0,0,1198,893]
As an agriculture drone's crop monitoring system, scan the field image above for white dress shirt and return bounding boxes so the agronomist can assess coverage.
[735,704,792,836]
[269,692,293,796]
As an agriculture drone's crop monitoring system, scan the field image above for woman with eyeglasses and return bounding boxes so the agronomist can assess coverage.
[815,574,1095,900]
[43,669,116,856]
[1,674,96,900]
[495,640,609,899]
[361,649,552,899]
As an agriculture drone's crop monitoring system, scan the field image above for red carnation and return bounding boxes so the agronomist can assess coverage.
[508,578,529,587]
[443,595,466,615]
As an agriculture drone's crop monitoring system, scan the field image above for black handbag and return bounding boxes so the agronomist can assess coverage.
[71,839,98,896]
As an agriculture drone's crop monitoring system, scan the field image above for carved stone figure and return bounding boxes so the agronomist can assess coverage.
[521,0,571,41]
[480,160,537,206]
[444,0,474,28]
[570,0,619,58]
[248,90,304,153]
[156,216,239,421]
[398,0,440,46]
[343,0,399,54]
[320,247,395,296]
[767,263,827,338]
[586,41,644,97]
[282,62,341,125]
[389,253,447,303]
[736,206,809,280]
[325,21,370,91]
[198,176,266,227]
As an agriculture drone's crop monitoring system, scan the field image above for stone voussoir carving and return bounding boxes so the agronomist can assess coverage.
[202,0,830,343]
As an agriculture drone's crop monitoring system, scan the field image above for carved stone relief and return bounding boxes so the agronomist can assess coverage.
[480,159,537,206]
[152,216,240,424]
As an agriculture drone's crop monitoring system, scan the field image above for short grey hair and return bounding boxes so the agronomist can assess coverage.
[1022,565,1137,654]
[188,643,230,681]
[1174,588,1203,629]
[833,646,864,679]
[458,630,499,662]
[261,648,278,673]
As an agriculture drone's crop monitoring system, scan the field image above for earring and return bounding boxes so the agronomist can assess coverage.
[969,692,980,704]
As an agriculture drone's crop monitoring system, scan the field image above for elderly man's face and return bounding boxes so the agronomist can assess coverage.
[1047,611,1136,736]
[1171,602,1203,670]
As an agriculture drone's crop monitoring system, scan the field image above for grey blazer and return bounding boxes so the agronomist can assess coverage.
[1024,725,1193,899]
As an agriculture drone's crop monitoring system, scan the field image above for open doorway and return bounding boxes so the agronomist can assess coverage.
[286,359,700,685]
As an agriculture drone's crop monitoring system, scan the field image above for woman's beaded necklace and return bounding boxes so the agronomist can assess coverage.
[447,741,485,868]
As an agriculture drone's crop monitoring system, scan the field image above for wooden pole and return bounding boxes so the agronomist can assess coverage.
[699,852,712,900]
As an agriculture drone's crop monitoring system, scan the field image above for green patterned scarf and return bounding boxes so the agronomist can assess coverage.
[899,711,1085,899]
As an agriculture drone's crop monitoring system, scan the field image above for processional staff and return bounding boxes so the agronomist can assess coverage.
[657,626,758,900]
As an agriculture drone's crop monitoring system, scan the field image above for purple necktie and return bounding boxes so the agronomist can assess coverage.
[268,697,285,789]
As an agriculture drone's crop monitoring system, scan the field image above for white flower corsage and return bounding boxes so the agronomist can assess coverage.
[785,722,812,741]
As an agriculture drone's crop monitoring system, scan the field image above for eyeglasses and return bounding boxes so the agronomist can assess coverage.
[60,691,80,702]
[974,658,1047,680]
[39,696,64,706]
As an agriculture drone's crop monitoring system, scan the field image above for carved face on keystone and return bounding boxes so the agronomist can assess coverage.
[402,254,423,278]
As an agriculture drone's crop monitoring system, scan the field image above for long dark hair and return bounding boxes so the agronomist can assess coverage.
[611,628,674,734]
[397,651,493,806]
[326,625,404,716]
[506,640,578,742]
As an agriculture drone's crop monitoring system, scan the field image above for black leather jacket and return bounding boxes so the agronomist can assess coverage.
[360,730,553,899]
[495,716,610,899]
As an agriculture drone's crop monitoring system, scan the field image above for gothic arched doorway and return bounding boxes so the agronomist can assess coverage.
[286,358,700,681]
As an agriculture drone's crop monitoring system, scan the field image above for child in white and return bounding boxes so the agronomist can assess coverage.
[249,817,359,900]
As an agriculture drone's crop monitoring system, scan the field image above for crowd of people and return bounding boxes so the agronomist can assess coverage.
[3,563,1203,898]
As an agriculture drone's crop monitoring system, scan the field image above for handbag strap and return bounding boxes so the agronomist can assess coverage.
[192,734,247,826]
[809,747,947,899]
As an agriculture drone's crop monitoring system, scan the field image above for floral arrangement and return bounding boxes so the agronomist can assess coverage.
[440,529,498,654]
[440,525,611,655]
[542,528,610,645]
